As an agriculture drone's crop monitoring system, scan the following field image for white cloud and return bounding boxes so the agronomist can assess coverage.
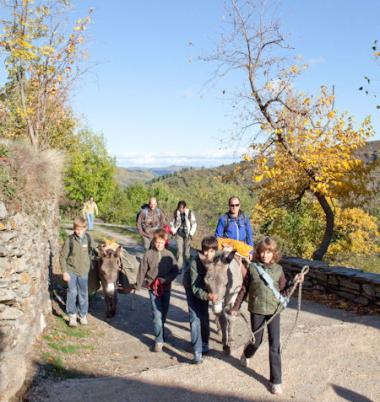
[116,148,246,168]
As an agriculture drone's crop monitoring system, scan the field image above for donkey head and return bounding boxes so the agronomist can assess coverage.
[203,250,236,314]
[98,245,122,295]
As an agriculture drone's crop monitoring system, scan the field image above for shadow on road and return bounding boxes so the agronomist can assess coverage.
[23,364,258,402]
[330,383,374,402]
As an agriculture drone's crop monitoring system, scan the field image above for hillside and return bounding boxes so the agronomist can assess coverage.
[115,167,158,186]
[115,166,191,186]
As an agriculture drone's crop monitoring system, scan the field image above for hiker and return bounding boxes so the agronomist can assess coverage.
[136,197,166,250]
[182,236,219,364]
[215,196,253,247]
[82,196,99,231]
[170,200,197,269]
[229,237,304,396]
[60,217,98,327]
[136,229,179,352]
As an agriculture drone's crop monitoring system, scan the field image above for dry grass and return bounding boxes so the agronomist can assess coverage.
[0,140,64,211]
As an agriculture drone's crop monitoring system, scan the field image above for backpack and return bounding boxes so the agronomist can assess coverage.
[135,204,161,223]
[223,211,248,243]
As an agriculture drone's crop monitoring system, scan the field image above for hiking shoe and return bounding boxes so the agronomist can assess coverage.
[193,352,203,364]
[154,342,164,353]
[223,345,231,355]
[240,354,251,368]
[68,314,78,327]
[271,383,283,395]
[79,315,88,325]
[202,343,209,355]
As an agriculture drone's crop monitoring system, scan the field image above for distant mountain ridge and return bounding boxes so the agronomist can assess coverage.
[116,141,380,187]
[116,165,192,186]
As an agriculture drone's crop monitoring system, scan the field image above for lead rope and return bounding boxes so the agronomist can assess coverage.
[239,265,310,352]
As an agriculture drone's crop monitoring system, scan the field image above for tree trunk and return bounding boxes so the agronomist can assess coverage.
[312,192,334,261]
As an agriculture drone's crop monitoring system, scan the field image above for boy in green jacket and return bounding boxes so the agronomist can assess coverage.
[182,236,218,364]
[60,217,97,327]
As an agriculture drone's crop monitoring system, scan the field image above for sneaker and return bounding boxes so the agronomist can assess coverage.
[223,345,231,355]
[193,352,203,364]
[154,342,164,353]
[271,383,283,395]
[68,314,78,327]
[79,315,88,325]
[202,343,209,355]
[240,354,251,368]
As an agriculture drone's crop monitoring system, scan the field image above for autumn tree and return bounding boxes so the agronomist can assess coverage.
[0,0,91,149]
[206,0,376,260]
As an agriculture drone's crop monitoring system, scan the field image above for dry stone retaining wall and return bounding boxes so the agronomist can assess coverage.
[0,200,60,402]
[281,256,380,306]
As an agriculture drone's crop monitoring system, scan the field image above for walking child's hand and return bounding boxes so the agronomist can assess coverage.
[227,308,237,316]
[207,293,218,303]
[62,272,70,282]
[294,273,305,283]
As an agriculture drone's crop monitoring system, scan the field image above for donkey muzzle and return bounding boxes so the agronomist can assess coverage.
[212,301,223,315]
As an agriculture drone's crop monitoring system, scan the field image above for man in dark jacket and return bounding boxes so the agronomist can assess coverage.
[137,197,166,250]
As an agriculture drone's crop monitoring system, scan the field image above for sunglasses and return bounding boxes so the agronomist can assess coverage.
[229,204,240,207]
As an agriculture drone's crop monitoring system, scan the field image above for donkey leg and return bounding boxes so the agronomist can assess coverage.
[111,291,117,317]
[219,312,230,353]
[214,313,222,335]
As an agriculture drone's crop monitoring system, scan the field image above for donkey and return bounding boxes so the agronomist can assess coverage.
[203,250,244,354]
[98,245,122,318]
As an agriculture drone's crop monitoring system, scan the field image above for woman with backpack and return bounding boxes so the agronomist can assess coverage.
[215,196,254,247]
[170,200,197,269]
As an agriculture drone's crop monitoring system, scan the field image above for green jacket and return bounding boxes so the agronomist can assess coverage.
[234,262,287,315]
[190,254,209,301]
[59,233,97,277]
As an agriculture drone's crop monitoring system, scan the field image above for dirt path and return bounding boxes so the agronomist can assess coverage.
[25,226,380,402]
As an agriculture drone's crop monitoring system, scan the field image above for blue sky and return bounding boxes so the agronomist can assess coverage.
[69,0,380,167]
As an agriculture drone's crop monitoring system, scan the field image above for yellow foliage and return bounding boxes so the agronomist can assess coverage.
[327,207,380,257]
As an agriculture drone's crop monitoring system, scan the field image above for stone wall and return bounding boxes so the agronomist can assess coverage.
[281,256,380,307]
[0,198,60,401]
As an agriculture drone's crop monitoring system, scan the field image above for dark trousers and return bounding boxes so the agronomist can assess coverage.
[185,287,209,354]
[149,289,171,343]
[244,313,282,385]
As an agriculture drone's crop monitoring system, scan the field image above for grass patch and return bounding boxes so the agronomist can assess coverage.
[40,352,84,379]
[38,315,96,379]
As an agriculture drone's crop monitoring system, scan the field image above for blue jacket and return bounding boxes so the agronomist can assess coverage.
[215,212,254,247]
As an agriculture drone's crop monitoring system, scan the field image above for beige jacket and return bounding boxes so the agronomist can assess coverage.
[82,201,99,216]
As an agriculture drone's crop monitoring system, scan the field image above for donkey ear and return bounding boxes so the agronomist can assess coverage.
[222,250,237,264]
[114,245,122,258]
[98,245,107,258]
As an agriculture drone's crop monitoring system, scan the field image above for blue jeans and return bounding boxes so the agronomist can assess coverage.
[185,287,209,354]
[86,213,94,230]
[66,272,89,317]
[149,289,171,343]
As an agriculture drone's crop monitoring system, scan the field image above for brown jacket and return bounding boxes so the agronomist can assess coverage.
[136,208,166,238]
[136,248,178,290]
